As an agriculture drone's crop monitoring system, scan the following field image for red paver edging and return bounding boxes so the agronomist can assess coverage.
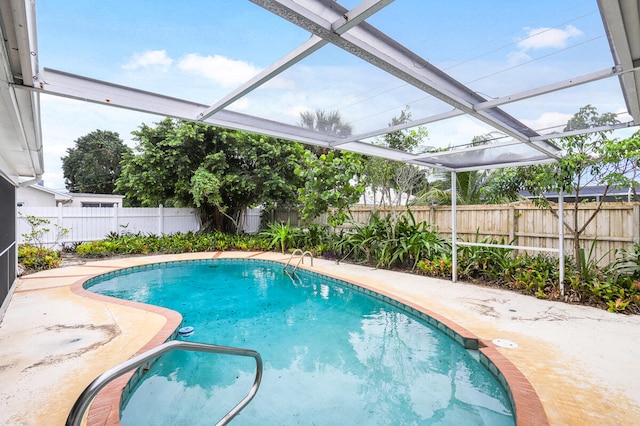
[70,276,182,426]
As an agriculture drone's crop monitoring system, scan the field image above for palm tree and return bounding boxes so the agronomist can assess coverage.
[418,169,518,205]
[299,109,353,139]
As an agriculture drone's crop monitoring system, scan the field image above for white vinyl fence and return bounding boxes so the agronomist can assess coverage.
[17,206,200,247]
[17,205,264,248]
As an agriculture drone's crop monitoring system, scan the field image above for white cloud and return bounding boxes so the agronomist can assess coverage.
[178,53,261,87]
[517,25,583,52]
[507,50,531,67]
[522,111,573,133]
[123,50,173,70]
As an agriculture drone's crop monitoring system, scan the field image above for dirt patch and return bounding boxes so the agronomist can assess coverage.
[25,323,120,370]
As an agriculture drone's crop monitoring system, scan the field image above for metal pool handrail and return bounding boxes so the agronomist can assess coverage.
[66,340,263,426]
[292,251,313,273]
[284,249,314,274]
[284,248,304,271]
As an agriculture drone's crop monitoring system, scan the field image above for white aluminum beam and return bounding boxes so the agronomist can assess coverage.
[530,121,636,141]
[410,139,521,162]
[475,67,622,111]
[196,36,327,121]
[331,109,462,147]
[251,0,563,161]
[197,0,393,121]
[333,66,624,148]
[446,157,557,173]
[598,0,640,121]
[35,68,426,164]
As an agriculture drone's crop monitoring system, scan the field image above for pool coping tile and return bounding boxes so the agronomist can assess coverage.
[68,255,547,426]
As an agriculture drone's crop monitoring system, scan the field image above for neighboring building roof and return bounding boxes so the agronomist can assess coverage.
[69,192,124,199]
[25,184,72,202]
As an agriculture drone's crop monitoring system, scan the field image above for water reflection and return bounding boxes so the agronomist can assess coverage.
[89,261,513,425]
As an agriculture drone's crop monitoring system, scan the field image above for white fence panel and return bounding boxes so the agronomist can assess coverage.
[242,207,263,234]
[17,206,200,247]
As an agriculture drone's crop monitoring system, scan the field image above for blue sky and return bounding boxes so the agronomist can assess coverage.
[35,0,633,190]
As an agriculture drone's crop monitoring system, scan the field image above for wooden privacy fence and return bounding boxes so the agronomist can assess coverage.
[274,202,640,265]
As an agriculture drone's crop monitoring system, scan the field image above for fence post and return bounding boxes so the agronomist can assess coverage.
[633,204,640,244]
[159,204,164,235]
[113,206,119,234]
[58,204,64,244]
[508,206,515,244]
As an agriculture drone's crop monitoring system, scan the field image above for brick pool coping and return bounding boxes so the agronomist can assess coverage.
[70,253,548,426]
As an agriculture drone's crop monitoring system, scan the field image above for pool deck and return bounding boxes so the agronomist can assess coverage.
[1,251,639,425]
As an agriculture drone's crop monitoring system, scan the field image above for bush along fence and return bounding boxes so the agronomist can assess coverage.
[16,206,264,248]
[273,202,640,266]
[260,212,640,313]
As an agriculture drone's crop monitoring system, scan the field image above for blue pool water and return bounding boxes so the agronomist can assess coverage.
[86,259,514,425]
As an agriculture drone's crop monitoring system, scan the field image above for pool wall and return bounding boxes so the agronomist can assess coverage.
[73,255,548,426]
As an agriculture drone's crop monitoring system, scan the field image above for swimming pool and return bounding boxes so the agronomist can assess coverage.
[86,259,514,425]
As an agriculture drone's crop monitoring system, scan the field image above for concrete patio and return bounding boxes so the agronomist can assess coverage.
[1,251,639,425]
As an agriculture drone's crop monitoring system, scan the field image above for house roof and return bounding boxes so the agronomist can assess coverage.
[2,1,640,180]
[69,193,124,200]
[0,1,42,184]
[25,184,72,202]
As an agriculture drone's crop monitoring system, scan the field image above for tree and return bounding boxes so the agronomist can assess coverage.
[420,170,492,205]
[299,109,353,139]
[490,105,640,275]
[298,109,353,157]
[296,151,365,226]
[419,134,521,205]
[61,130,131,193]
[117,119,306,233]
[362,107,431,208]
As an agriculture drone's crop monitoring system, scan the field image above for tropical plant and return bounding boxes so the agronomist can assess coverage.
[336,213,388,264]
[457,232,516,282]
[384,210,450,269]
[420,170,493,205]
[18,245,62,272]
[261,221,298,254]
[299,109,353,139]
[609,243,640,278]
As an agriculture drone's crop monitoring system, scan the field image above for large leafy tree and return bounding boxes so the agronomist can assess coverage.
[489,105,640,274]
[117,119,306,233]
[61,130,131,193]
[296,151,365,226]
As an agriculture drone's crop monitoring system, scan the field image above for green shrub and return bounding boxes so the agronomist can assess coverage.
[75,231,273,258]
[18,245,62,272]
